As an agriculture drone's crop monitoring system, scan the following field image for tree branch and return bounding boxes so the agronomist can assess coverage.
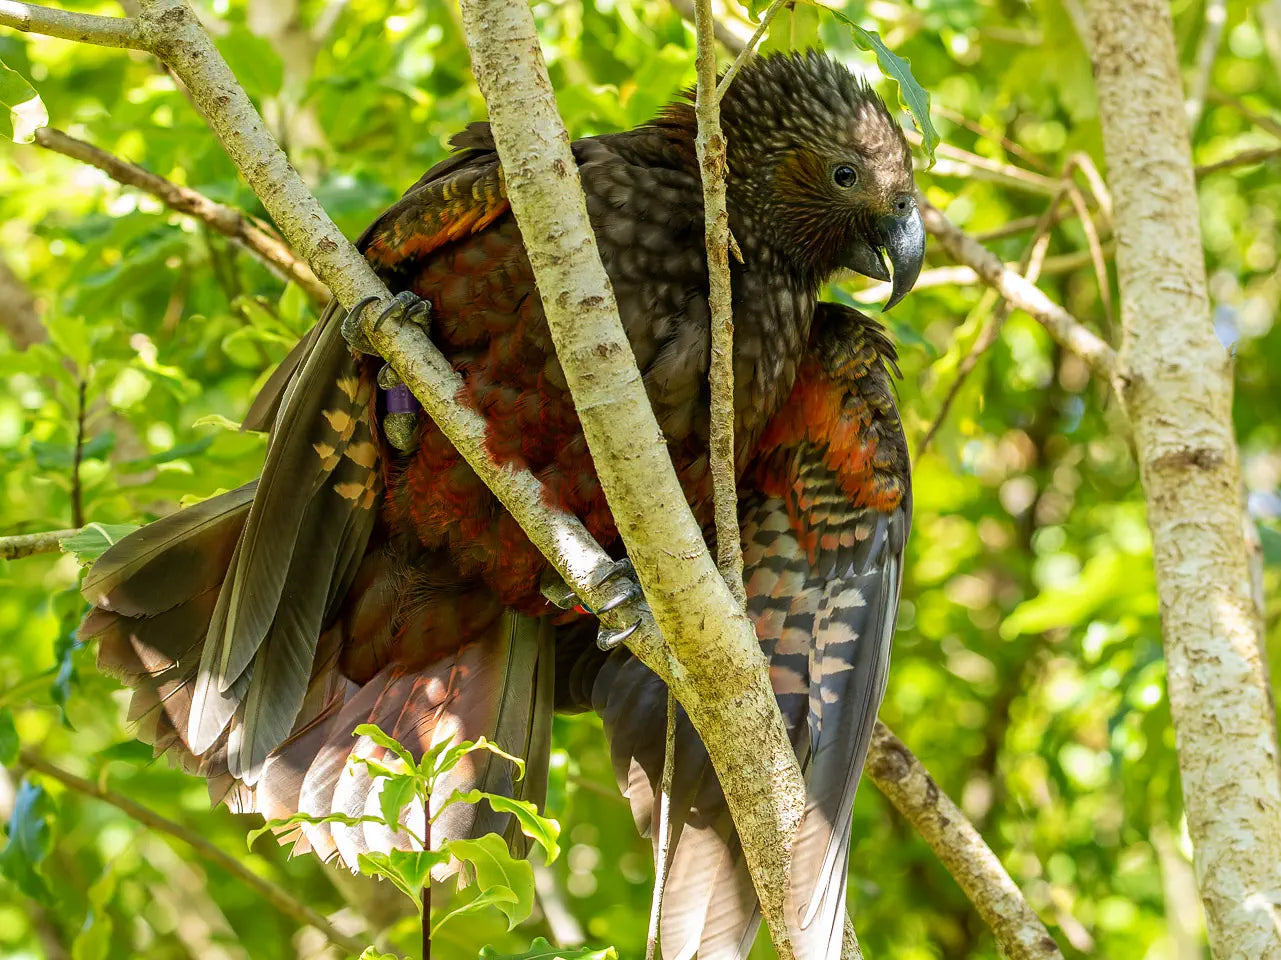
[0,1,142,47]
[866,724,1063,960]
[455,1,806,953]
[32,126,328,307]
[669,0,750,54]
[1085,2,1281,955]
[918,196,1118,381]
[17,750,368,957]
[692,0,745,605]
[0,528,77,560]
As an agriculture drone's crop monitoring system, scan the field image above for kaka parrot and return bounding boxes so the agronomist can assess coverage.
[80,51,920,959]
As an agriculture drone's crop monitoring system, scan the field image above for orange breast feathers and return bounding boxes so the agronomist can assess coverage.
[753,353,906,518]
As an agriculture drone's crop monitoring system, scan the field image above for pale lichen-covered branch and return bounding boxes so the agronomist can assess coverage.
[1085,1,1281,956]
[691,0,745,605]
[455,0,808,953]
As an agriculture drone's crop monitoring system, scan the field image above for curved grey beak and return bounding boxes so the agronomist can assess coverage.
[838,200,927,310]
[880,201,926,311]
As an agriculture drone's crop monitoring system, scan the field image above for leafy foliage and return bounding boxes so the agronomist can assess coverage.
[1,1,1279,959]
[254,725,560,952]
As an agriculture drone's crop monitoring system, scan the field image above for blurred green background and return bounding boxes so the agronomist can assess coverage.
[2,0,1279,957]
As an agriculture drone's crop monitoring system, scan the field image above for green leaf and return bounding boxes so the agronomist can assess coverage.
[63,524,140,565]
[430,885,520,937]
[377,773,419,829]
[480,938,618,960]
[445,834,534,929]
[353,722,419,769]
[45,314,92,376]
[246,811,390,849]
[0,708,17,766]
[357,849,448,908]
[72,866,118,960]
[358,950,401,960]
[191,413,246,432]
[0,58,47,144]
[435,790,560,863]
[0,780,55,902]
[806,5,938,166]
[425,737,526,786]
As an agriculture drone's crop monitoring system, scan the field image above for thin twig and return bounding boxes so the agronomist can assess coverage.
[0,0,142,47]
[915,137,1063,196]
[1061,179,1113,334]
[693,0,746,606]
[916,190,1060,459]
[33,127,328,307]
[1207,90,1281,140]
[866,724,1064,960]
[669,0,748,54]
[714,0,786,101]
[0,529,77,561]
[1195,144,1281,176]
[934,104,1052,173]
[1185,0,1228,128]
[919,195,1118,382]
[17,750,369,956]
[646,691,677,960]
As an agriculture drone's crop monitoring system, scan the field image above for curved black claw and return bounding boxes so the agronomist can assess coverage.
[539,558,645,651]
[377,362,403,390]
[340,295,382,356]
[341,291,433,357]
[596,616,642,652]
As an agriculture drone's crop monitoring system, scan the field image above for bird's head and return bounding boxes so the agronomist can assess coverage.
[720,51,925,308]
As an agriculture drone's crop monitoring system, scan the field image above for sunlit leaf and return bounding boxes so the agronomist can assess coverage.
[430,885,520,937]
[435,789,561,863]
[446,833,535,929]
[246,811,390,849]
[480,938,619,960]
[63,524,140,565]
[0,59,47,144]
[357,849,448,908]
[802,4,938,165]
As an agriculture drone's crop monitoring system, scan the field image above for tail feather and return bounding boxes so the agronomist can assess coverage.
[82,482,255,618]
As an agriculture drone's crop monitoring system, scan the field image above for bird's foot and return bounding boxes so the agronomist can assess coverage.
[541,558,645,651]
[340,292,431,452]
[340,290,431,358]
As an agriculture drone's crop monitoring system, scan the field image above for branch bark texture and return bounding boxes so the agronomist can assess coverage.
[691,0,745,605]
[0,528,76,560]
[456,0,806,951]
[1086,2,1281,956]
[866,724,1063,960]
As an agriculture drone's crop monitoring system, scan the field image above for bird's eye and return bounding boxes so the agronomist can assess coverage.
[833,164,858,188]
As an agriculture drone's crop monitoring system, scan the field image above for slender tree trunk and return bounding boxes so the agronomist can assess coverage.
[1085,3,1281,957]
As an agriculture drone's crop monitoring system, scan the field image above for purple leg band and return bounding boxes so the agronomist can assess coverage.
[385,384,420,415]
